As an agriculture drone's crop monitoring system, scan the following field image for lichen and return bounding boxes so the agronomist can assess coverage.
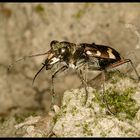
[104,87,138,119]
[15,111,38,124]
[34,4,45,13]
[107,70,125,84]
[82,122,92,136]
[73,4,91,19]
[70,106,78,116]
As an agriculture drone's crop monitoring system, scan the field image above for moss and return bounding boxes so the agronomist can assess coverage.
[53,116,57,124]
[89,70,139,120]
[53,112,61,124]
[53,104,68,124]
[15,111,38,124]
[82,123,92,136]
[100,131,107,137]
[124,128,133,134]
[73,9,85,19]
[103,86,139,120]
[92,90,105,109]
[70,106,78,116]
[73,4,90,19]
[75,124,81,127]
[64,96,71,105]
[61,123,64,130]
[107,70,125,84]
[34,4,44,13]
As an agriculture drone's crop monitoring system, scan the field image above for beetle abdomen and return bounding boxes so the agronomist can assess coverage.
[81,43,121,61]
[92,43,122,61]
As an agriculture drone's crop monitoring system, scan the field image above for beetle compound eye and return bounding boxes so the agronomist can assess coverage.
[58,47,67,55]
[50,40,59,50]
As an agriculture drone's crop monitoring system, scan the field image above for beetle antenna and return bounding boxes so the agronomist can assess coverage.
[8,52,49,71]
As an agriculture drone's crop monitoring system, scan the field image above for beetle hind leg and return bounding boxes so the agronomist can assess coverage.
[106,59,140,81]
[101,70,116,115]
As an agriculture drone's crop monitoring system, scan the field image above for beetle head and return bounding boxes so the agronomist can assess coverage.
[44,40,71,69]
[33,40,73,84]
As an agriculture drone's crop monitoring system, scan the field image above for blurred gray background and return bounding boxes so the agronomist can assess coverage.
[0,3,140,119]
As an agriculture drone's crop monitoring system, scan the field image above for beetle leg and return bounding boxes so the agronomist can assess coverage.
[102,70,116,115]
[107,59,140,81]
[51,65,68,111]
[114,68,136,81]
[77,69,88,105]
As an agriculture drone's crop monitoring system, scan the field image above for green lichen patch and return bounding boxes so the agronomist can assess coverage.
[53,86,140,137]
[90,90,105,109]
[34,4,45,13]
[70,106,78,116]
[0,116,17,136]
[107,70,126,84]
[82,122,92,136]
[100,131,107,137]
[53,112,61,124]
[73,4,91,19]
[88,70,140,120]
[53,105,67,124]
[73,9,86,19]
[15,110,39,124]
[103,87,139,120]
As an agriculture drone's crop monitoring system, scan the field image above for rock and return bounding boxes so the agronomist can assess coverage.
[14,105,60,137]
[52,73,140,137]
[1,71,139,137]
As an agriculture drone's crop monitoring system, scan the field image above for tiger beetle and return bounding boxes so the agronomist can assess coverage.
[10,40,140,115]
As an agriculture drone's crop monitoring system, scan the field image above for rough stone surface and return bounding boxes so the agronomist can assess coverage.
[52,76,140,137]
[0,72,140,137]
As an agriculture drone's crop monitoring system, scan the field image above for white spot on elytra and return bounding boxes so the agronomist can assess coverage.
[86,50,92,55]
[86,51,92,55]
[96,51,101,56]
[107,48,116,59]
[86,50,101,56]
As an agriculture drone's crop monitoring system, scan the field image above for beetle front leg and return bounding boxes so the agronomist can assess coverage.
[50,65,68,111]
